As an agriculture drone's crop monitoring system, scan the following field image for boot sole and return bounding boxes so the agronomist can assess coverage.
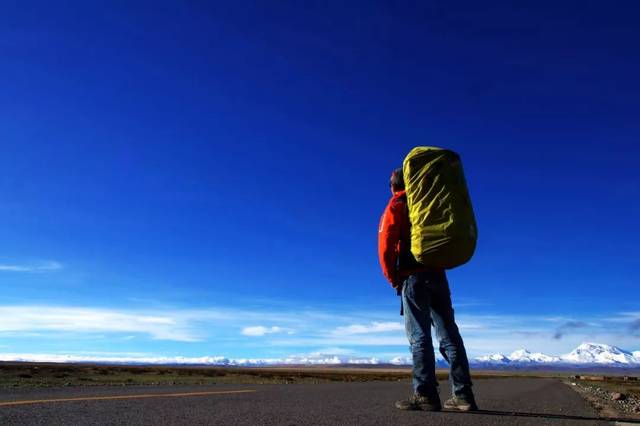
[395,405,442,411]
[443,403,476,412]
[394,402,442,411]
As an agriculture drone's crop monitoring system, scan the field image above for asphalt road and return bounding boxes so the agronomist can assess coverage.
[0,378,631,425]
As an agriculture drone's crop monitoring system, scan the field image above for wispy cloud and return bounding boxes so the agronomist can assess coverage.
[0,353,229,365]
[267,335,408,347]
[0,260,62,273]
[553,321,589,340]
[2,303,638,359]
[332,322,404,336]
[241,326,292,336]
[0,306,200,342]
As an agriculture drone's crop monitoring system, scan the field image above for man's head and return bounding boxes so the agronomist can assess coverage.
[390,167,404,193]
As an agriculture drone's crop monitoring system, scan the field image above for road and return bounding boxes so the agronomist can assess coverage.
[0,378,633,425]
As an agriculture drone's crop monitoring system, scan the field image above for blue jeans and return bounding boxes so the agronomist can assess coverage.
[402,270,473,398]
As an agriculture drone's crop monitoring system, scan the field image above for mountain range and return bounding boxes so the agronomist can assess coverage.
[473,342,640,367]
[1,343,639,368]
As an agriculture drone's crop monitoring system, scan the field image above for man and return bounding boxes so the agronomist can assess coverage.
[378,168,477,412]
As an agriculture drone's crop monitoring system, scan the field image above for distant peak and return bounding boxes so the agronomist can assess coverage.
[562,342,635,365]
[577,342,611,349]
[571,342,625,354]
[509,349,531,357]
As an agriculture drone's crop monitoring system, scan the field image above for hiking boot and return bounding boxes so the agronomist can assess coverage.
[444,395,478,411]
[395,393,442,411]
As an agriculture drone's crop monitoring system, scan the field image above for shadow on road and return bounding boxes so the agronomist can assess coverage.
[450,409,640,424]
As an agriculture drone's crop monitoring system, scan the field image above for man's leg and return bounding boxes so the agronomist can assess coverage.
[429,271,475,403]
[401,274,438,398]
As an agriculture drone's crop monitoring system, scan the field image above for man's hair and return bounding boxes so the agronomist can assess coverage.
[390,167,404,190]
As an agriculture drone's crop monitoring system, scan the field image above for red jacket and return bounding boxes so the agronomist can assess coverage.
[378,190,413,288]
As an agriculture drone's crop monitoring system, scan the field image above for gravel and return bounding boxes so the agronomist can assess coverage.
[571,382,640,417]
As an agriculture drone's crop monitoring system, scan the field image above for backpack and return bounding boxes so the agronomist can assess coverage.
[402,146,477,269]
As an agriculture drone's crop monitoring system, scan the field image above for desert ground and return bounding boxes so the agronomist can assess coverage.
[0,362,638,425]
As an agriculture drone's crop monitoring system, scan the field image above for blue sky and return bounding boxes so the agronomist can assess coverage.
[1,1,639,362]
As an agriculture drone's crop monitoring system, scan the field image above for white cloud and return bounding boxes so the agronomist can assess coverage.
[458,322,486,330]
[611,312,640,321]
[268,335,408,347]
[311,347,355,355]
[241,326,290,336]
[0,260,63,273]
[0,306,199,342]
[0,353,230,365]
[332,322,404,335]
[3,302,638,360]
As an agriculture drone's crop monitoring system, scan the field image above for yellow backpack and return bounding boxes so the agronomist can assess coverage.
[402,146,477,269]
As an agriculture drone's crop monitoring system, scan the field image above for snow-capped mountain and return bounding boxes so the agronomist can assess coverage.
[0,353,386,366]
[389,356,413,365]
[560,342,637,365]
[475,353,510,364]
[508,349,561,364]
[1,342,639,367]
[474,342,640,367]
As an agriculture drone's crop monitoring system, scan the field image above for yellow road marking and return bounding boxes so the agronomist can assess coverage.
[0,389,256,407]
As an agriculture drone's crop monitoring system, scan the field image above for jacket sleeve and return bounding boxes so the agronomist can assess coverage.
[378,197,404,287]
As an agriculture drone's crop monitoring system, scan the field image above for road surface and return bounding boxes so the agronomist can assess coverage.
[0,378,634,425]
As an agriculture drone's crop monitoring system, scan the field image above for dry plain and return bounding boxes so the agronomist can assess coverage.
[1,363,639,425]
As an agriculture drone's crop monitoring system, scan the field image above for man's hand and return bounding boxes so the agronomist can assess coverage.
[392,275,404,292]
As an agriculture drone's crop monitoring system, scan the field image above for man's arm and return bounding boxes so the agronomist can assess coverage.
[378,198,404,288]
